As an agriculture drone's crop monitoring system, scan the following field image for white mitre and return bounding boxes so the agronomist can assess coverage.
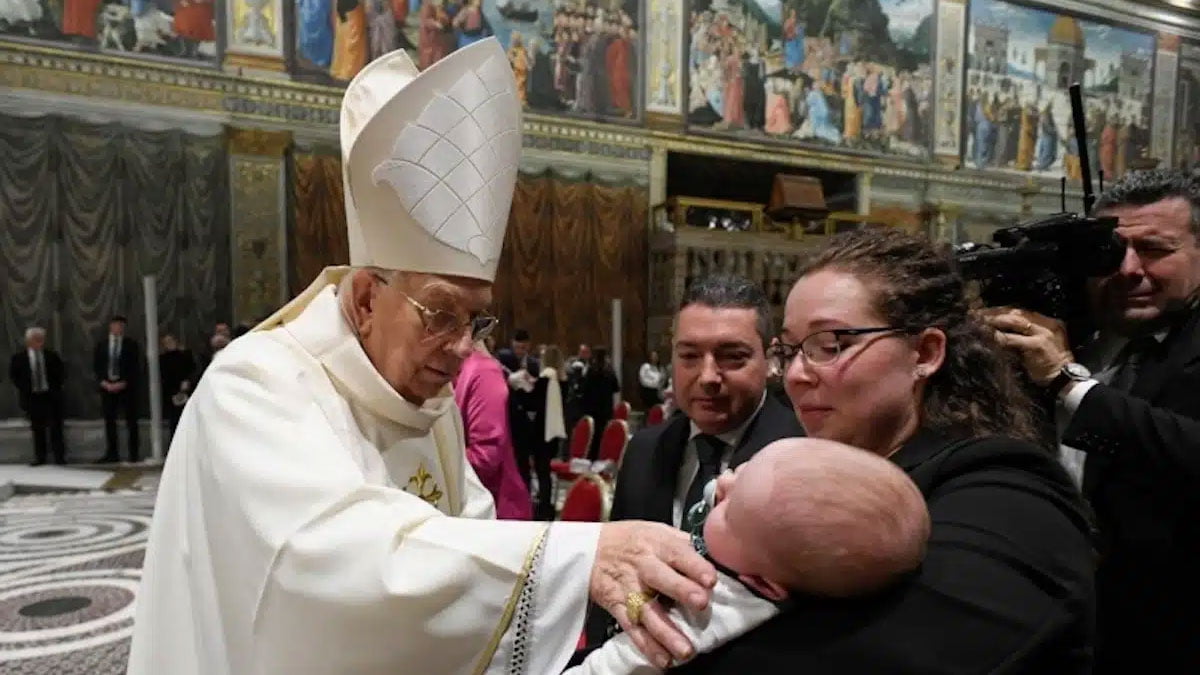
[341,37,521,283]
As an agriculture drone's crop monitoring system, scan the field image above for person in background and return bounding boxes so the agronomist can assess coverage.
[93,315,141,463]
[158,333,195,436]
[497,328,541,487]
[533,344,568,520]
[638,349,667,409]
[454,342,532,520]
[9,327,67,465]
[195,333,230,384]
[582,346,621,459]
[564,342,592,434]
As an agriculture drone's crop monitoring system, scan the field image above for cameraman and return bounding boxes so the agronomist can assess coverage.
[984,169,1200,674]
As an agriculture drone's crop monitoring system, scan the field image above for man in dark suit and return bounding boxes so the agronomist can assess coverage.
[581,273,804,647]
[496,329,542,488]
[8,326,67,465]
[987,169,1200,673]
[93,315,141,463]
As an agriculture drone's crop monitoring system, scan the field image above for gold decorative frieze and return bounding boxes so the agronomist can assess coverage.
[228,127,292,157]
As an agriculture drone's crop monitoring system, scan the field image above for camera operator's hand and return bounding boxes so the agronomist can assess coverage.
[980,307,1074,386]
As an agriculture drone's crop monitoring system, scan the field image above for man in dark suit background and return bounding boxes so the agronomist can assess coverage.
[8,326,67,465]
[93,315,141,463]
[987,169,1200,672]
[496,329,542,488]
[581,273,804,648]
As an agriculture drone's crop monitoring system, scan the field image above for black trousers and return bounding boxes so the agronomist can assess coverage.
[639,386,661,409]
[101,389,139,462]
[532,438,558,520]
[26,393,66,464]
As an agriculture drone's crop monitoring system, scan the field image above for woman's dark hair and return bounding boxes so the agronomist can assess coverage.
[798,228,1039,443]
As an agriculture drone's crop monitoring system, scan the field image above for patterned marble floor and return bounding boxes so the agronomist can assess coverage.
[0,486,156,673]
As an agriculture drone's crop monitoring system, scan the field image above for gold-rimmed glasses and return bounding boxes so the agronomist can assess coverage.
[373,273,499,341]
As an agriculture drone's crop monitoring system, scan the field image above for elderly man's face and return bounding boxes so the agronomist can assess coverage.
[26,332,45,350]
[348,269,490,404]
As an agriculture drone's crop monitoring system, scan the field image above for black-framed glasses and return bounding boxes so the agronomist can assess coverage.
[769,327,911,369]
[373,273,498,341]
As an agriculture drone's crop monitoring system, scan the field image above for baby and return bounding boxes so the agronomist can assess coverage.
[567,438,930,674]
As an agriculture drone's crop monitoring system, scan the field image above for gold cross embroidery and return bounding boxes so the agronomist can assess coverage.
[407,463,444,507]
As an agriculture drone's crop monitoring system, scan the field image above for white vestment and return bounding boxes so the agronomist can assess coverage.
[565,573,779,674]
[129,272,600,675]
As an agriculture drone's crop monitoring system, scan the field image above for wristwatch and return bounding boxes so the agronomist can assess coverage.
[1048,362,1092,396]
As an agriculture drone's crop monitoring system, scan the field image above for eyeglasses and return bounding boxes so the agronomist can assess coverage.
[373,274,499,341]
[768,327,910,370]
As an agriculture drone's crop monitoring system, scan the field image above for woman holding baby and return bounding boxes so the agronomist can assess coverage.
[679,228,1095,673]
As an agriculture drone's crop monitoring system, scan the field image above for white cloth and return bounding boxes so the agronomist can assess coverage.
[563,573,780,675]
[129,273,600,675]
[28,348,47,393]
[672,394,766,528]
[638,363,665,390]
[541,367,566,442]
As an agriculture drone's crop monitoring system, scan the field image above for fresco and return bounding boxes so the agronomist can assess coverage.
[0,0,218,62]
[965,0,1155,180]
[1175,42,1200,170]
[293,0,642,121]
[685,0,935,158]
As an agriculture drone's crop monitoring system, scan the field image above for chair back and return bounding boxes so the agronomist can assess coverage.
[597,419,630,466]
[559,476,610,522]
[568,416,594,459]
[613,400,631,420]
[645,404,665,426]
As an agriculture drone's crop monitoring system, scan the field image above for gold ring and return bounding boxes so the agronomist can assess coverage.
[625,591,655,625]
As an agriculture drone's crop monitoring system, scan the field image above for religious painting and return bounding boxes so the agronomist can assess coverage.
[291,0,644,122]
[1174,41,1200,170]
[227,0,282,56]
[964,0,1155,181]
[685,0,935,159]
[0,0,219,63]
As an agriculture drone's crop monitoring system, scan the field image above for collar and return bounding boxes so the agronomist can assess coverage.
[280,281,454,433]
[887,426,958,472]
[688,392,768,448]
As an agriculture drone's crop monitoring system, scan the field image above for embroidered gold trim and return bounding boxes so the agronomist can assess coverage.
[406,462,444,507]
[471,527,549,675]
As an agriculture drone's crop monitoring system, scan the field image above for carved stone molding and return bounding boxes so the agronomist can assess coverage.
[228,127,292,157]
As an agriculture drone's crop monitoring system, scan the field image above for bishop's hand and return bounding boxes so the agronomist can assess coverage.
[589,521,716,669]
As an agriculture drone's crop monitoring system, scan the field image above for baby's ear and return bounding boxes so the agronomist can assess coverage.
[738,574,789,602]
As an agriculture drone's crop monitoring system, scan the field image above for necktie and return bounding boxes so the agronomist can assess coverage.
[684,435,725,523]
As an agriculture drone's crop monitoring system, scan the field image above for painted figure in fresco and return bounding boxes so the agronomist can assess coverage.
[331,0,368,80]
[417,0,451,70]
[450,0,488,49]
[722,44,745,128]
[173,0,214,50]
[508,31,530,106]
[1034,103,1058,171]
[1015,101,1037,171]
[365,0,397,59]
[783,7,804,71]
[0,0,43,30]
[298,0,334,67]
[606,22,633,117]
[61,0,103,38]
[742,48,766,131]
[574,22,600,113]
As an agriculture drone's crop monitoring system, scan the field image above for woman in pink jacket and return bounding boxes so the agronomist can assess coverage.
[453,343,532,520]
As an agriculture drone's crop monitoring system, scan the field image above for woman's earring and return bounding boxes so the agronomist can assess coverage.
[915,366,929,378]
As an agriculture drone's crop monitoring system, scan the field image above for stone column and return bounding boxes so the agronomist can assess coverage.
[227,128,292,326]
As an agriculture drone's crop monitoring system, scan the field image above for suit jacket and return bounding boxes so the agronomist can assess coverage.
[8,349,65,411]
[93,335,141,389]
[581,395,804,647]
[1063,305,1200,671]
[675,430,1095,674]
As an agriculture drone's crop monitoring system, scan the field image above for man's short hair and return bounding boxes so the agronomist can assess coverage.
[678,273,772,347]
[110,315,128,324]
[1095,169,1200,237]
[513,329,530,342]
[25,327,45,341]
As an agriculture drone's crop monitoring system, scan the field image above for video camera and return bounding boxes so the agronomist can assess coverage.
[953,84,1125,348]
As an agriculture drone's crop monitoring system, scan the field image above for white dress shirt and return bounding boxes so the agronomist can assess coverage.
[28,348,47,393]
[672,393,767,528]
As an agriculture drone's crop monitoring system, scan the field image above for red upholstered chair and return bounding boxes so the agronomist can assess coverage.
[550,416,594,480]
[613,400,631,421]
[559,475,611,522]
[645,404,665,427]
[595,419,630,478]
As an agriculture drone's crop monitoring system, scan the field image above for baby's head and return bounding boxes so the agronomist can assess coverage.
[701,438,929,600]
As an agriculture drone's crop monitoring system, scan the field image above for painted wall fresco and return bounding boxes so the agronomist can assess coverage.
[1176,42,1200,169]
[965,0,1155,180]
[292,0,642,121]
[686,0,935,158]
[0,0,219,62]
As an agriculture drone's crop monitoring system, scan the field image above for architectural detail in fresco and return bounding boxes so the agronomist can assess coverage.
[227,0,281,55]
[292,0,643,122]
[0,0,218,62]
[933,0,965,159]
[646,0,680,114]
[1151,33,1178,167]
[1176,41,1200,169]
[686,0,934,158]
[965,0,1155,179]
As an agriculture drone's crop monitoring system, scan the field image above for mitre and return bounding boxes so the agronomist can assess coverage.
[340,37,521,283]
